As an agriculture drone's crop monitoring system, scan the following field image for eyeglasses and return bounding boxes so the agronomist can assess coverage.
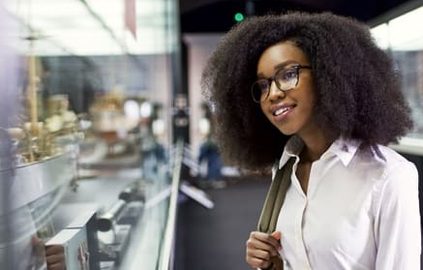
[251,64,311,103]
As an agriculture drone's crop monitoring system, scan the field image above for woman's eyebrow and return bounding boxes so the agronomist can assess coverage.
[256,60,300,78]
[273,60,299,70]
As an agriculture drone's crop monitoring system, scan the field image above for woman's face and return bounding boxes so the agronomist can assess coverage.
[257,41,318,138]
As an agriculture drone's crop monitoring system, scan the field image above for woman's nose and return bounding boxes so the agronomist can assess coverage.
[268,80,285,101]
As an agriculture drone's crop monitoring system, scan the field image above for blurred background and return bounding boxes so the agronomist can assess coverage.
[1,0,423,269]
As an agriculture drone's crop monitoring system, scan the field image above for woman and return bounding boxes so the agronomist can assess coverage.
[201,12,421,270]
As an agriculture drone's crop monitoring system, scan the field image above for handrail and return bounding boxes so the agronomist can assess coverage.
[157,139,184,270]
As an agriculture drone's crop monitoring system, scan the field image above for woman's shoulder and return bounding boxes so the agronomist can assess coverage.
[348,143,418,185]
[368,145,419,218]
[367,144,418,191]
[372,144,415,168]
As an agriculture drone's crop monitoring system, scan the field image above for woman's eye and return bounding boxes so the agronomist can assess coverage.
[280,69,297,81]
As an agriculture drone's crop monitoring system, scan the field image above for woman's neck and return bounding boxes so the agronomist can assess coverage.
[299,130,334,162]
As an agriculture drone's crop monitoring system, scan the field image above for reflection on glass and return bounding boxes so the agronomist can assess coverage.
[2,0,180,268]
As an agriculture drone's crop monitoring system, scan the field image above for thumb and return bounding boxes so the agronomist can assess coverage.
[271,231,281,240]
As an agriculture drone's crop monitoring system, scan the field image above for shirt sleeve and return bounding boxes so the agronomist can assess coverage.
[374,160,421,269]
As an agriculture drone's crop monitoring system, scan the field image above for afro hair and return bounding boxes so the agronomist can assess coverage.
[201,12,412,171]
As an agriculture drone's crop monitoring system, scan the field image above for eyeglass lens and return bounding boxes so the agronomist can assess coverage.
[251,66,300,103]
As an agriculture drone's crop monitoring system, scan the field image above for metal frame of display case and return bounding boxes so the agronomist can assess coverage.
[118,140,184,270]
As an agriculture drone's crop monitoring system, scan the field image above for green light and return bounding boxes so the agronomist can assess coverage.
[234,12,245,22]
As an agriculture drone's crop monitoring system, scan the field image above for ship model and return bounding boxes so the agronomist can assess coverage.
[0,51,81,269]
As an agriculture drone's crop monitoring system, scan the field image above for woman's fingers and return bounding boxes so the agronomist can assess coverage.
[47,262,65,270]
[45,245,65,270]
[46,253,64,264]
[247,247,274,260]
[45,245,64,257]
[247,257,272,269]
[246,236,278,257]
[271,231,281,241]
[245,231,282,269]
[250,231,281,251]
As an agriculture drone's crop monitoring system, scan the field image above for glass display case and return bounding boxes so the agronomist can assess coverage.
[370,2,423,155]
[0,0,181,269]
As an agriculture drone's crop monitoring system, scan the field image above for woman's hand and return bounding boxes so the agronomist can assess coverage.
[31,236,46,268]
[45,245,65,270]
[246,231,281,269]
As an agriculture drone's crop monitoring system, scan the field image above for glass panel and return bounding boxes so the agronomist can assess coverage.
[1,0,180,268]
[371,5,423,141]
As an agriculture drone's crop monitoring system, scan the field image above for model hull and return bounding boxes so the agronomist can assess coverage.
[0,151,77,215]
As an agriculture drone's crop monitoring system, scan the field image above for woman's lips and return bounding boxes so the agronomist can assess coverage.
[272,105,295,121]
[274,107,289,116]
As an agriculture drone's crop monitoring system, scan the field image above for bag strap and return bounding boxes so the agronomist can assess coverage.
[256,158,295,270]
[257,158,295,233]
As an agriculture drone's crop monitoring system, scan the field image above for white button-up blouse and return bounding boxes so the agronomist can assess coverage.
[274,136,421,270]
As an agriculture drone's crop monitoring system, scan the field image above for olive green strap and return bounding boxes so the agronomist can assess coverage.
[257,158,295,270]
[257,158,294,233]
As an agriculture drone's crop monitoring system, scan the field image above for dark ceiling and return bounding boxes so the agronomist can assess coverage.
[180,0,412,33]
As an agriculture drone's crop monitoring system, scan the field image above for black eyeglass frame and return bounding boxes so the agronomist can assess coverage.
[251,64,312,103]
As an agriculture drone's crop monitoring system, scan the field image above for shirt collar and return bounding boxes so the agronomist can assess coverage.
[278,136,303,169]
[278,136,362,169]
[323,137,361,166]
